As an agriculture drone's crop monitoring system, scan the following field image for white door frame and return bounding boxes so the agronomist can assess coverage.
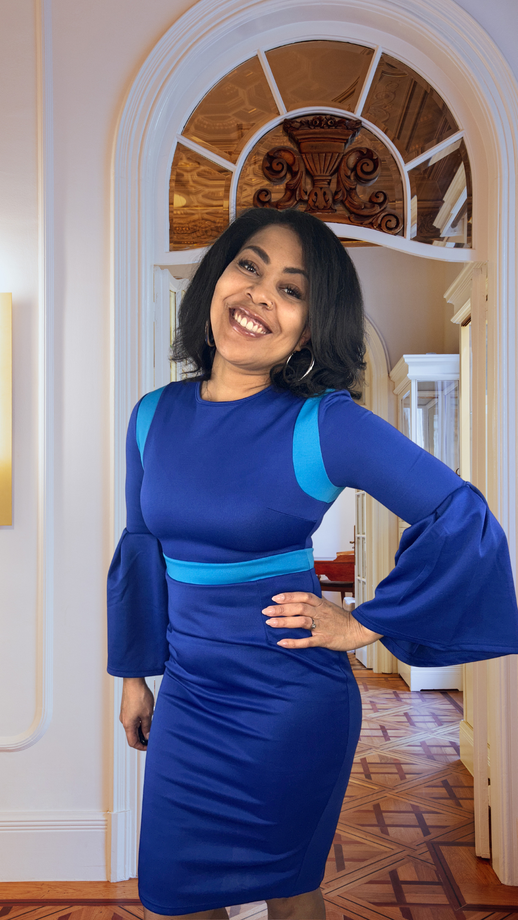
[111,0,518,883]
[356,318,398,674]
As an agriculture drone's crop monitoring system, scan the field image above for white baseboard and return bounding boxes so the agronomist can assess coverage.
[398,662,463,691]
[0,812,107,881]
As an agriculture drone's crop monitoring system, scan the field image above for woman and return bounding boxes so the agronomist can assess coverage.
[108,208,518,920]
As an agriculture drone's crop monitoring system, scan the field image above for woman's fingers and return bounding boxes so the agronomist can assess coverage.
[262,593,323,620]
[140,712,152,741]
[122,714,152,751]
[276,635,320,648]
[263,605,315,619]
[124,722,148,752]
[271,591,322,607]
[261,591,383,651]
[264,615,315,630]
[262,592,325,638]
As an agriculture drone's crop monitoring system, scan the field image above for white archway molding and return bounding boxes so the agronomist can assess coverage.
[364,316,391,421]
[362,317,398,675]
[112,0,518,884]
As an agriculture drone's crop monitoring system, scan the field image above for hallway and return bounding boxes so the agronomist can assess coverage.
[2,657,517,919]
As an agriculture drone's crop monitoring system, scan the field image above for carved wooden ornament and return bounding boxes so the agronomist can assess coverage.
[253,114,402,234]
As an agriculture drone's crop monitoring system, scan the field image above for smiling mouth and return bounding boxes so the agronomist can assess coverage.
[229,307,272,336]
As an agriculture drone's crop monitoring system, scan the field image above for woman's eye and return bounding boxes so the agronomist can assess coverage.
[238,258,257,273]
[282,284,303,300]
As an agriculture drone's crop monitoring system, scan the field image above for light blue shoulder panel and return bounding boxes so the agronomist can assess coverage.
[136,386,167,465]
[293,394,343,503]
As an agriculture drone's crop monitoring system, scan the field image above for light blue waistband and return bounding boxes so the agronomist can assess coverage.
[163,548,314,585]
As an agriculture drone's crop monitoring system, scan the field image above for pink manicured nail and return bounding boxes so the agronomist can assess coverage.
[272,594,285,601]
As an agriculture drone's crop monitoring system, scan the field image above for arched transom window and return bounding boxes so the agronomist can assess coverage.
[169,41,472,252]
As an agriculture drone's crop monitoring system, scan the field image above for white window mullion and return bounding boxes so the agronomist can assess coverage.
[257,48,287,115]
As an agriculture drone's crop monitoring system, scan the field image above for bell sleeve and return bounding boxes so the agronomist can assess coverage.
[319,391,518,666]
[107,401,169,677]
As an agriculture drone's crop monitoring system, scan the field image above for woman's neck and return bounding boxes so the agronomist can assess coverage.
[200,354,271,402]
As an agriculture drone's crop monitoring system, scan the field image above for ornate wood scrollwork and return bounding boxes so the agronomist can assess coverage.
[253,148,308,210]
[253,114,402,235]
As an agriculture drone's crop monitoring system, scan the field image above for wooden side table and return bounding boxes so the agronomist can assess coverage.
[314,552,355,604]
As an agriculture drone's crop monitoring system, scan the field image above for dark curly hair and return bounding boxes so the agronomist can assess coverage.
[171,208,366,399]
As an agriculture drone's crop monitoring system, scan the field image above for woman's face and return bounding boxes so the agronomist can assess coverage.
[209,225,310,377]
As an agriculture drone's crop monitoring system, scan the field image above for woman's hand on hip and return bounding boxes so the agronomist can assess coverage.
[120,677,155,751]
[262,593,382,651]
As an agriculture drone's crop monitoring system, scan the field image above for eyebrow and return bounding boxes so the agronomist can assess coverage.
[244,244,309,280]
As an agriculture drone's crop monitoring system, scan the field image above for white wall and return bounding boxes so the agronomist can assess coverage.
[0,0,39,740]
[351,248,461,370]
[312,488,356,559]
[0,0,198,881]
[0,0,515,882]
[452,0,518,83]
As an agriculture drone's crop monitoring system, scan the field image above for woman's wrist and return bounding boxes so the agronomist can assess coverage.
[343,606,382,649]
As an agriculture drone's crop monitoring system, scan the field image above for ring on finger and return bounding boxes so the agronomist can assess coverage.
[310,618,317,630]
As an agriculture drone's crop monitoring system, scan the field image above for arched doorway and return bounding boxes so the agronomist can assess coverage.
[111,0,518,884]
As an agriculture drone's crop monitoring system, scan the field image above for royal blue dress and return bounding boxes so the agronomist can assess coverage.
[107,381,518,915]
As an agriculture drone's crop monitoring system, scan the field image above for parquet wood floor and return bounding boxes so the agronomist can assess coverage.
[2,657,517,920]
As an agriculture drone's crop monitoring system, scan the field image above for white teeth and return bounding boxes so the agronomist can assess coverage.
[233,310,267,334]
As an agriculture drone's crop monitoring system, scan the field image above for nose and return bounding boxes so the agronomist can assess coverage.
[246,281,274,311]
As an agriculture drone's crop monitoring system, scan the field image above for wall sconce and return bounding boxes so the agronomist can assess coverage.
[0,293,12,526]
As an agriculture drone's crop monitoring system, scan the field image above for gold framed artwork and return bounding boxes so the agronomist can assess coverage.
[0,293,12,525]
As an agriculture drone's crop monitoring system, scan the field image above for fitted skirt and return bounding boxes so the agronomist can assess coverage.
[137,569,362,915]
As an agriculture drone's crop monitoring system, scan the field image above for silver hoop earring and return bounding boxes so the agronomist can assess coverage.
[205,320,215,348]
[282,347,314,384]
[299,348,315,381]
[282,352,296,384]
